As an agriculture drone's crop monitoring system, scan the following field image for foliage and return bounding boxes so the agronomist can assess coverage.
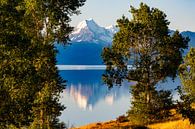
[116,115,129,123]
[176,86,195,124]
[179,48,195,101]
[102,3,188,125]
[128,86,173,124]
[0,0,85,128]
[177,48,195,124]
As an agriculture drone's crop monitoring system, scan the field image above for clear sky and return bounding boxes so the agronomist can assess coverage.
[71,0,195,32]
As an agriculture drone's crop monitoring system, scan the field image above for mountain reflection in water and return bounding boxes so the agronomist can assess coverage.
[58,69,180,127]
[68,82,130,110]
[59,70,133,127]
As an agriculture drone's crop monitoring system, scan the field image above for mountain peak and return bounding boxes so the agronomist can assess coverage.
[70,19,117,43]
[76,18,96,29]
[86,18,95,22]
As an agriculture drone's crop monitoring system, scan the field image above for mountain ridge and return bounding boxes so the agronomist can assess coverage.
[70,19,194,45]
[70,19,118,43]
[56,19,194,65]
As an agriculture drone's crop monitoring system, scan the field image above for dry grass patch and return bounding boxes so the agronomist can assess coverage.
[73,119,195,129]
[72,121,131,129]
[148,119,195,129]
[73,108,195,129]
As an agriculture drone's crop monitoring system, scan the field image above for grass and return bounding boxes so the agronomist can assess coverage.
[73,105,195,129]
[148,119,195,129]
[73,119,195,129]
[73,109,195,129]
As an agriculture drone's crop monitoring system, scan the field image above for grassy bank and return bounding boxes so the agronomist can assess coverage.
[149,119,194,129]
[73,119,195,129]
[72,105,195,129]
[72,108,195,129]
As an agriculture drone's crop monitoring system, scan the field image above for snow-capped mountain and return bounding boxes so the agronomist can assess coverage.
[56,18,195,65]
[70,18,118,43]
[106,25,119,34]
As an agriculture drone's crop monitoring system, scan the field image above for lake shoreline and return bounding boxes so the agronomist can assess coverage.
[59,68,183,127]
[72,107,195,129]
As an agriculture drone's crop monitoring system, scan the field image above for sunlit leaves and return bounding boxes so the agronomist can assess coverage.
[179,48,195,100]
[1,0,85,128]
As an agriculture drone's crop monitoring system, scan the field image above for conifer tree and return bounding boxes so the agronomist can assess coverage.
[179,48,195,100]
[177,48,195,124]
[102,3,189,124]
[0,0,85,128]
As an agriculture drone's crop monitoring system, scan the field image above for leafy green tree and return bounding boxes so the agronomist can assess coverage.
[179,48,195,101]
[0,0,85,128]
[102,3,188,124]
[0,1,35,127]
[177,48,195,124]
[128,85,173,124]
[176,86,195,124]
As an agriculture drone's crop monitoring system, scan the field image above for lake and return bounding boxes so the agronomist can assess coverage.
[58,65,181,127]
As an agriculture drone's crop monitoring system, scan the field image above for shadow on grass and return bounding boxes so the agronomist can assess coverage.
[110,125,149,129]
[131,125,149,129]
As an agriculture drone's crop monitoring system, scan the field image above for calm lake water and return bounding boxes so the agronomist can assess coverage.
[58,65,181,127]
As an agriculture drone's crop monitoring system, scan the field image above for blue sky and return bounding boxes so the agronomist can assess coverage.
[71,0,195,31]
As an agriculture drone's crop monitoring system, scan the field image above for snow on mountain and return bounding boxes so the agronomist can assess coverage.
[57,19,195,65]
[70,19,118,43]
[106,25,119,34]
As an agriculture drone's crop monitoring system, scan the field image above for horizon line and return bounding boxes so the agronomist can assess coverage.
[56,65,133,70]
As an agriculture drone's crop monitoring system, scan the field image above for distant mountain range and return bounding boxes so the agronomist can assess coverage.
[56,42,105,65]
[56,19,195,65]
[181,31,195,48]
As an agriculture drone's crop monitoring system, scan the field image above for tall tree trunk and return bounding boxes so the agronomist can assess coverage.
[40,109,44,129]
[47,116,50,129]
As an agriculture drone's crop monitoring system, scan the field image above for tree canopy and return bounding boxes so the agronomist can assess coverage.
[179,48,195,100]
[177,48,195,124]
[102,3,189,124]
[0,0,85,128]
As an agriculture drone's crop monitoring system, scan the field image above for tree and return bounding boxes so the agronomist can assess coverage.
[102,3,188,124]
[0,0,85,128]
[177,48,195,124]
[179,48,195,101]
[0,1,35,127]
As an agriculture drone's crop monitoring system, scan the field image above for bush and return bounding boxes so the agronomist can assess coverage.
[117,115,129,123]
